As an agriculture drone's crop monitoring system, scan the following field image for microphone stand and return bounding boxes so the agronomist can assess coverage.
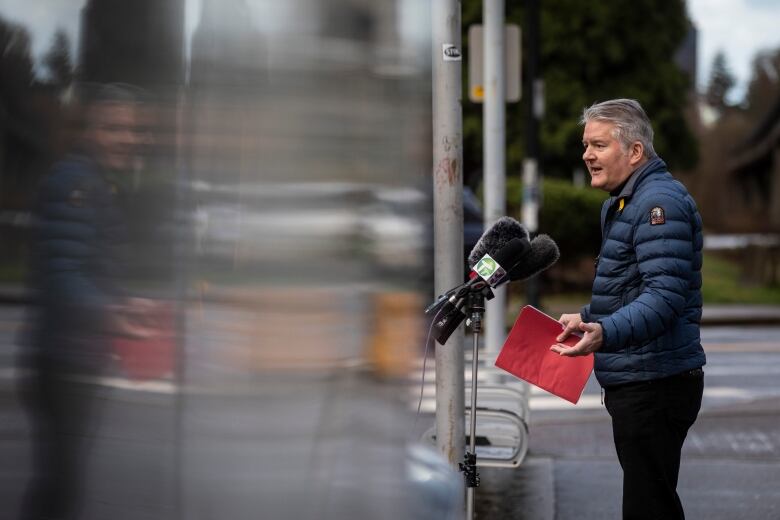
[426,281,493,518]
[461,290,485,519]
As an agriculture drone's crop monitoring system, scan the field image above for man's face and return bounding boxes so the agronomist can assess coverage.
[87,102,141,172]
[582,120,637,192]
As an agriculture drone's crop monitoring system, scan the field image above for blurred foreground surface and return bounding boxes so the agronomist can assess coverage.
[0,1,463,518]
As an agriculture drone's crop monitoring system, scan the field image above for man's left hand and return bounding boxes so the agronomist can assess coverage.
[550,321,603,356]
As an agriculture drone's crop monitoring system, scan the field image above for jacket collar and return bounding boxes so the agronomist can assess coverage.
[600,156,667,232]
[611,156,667,200]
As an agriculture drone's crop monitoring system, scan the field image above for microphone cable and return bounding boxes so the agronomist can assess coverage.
[412,304,446,435]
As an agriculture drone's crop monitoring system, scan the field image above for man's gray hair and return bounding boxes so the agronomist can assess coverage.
[580,99,656,158]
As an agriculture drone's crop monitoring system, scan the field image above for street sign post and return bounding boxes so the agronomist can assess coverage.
[468,24,521,103]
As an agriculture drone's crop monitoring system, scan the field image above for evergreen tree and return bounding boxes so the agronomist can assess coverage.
[705,51,736,110]
[0,16,35,98]
[461,0,698,184]
[43,29,73,88]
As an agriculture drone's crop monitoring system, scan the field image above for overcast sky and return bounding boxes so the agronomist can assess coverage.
[688,0,780,103]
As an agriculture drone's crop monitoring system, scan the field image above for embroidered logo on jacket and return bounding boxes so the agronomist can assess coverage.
[650,206,665,225]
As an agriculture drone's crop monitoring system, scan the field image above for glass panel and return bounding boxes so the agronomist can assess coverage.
[1,1,452,518]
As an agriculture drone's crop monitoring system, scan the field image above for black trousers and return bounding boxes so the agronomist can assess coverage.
[604,369,704,520]
[18,361,105,520]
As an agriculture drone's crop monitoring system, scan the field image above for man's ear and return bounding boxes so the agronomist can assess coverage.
[629,141,644,166]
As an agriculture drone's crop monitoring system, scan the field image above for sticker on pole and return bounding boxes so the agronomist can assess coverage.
[474,253,507,287]
[442,43,462,61]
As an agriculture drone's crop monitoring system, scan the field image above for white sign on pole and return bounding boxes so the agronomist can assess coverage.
[442,43,462,61]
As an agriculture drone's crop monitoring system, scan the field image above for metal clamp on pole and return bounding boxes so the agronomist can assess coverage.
[459,451,480,488]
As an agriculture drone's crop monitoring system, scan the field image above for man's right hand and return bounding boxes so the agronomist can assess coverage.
[109,298,166,339]
[557,313,583,342]
[112,312,157,339]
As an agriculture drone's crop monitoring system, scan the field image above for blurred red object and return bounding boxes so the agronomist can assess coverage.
[112,301,177,380]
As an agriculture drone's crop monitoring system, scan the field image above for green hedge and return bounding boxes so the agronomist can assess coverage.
[506,177,607,265]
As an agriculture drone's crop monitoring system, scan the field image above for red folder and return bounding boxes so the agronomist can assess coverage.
[495,305,593,404]
[112,303,176,380]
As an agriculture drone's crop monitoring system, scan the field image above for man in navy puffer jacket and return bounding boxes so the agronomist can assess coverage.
[19,84,158,520]
[551,99,705,520]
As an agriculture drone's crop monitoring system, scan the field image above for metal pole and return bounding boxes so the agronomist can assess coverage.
[432,0,466,485]
[483,0,506,365]
[465,326,480,518]
[525,0,542,308]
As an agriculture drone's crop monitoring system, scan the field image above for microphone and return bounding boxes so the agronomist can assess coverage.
[505,234,560,282]
[470,237,530,288]
[467,216,530,269]
[460,233,560,297]
[427,216,559,345]
[429,300,467,346]
[426,228,531,317]
[430,237,532,345]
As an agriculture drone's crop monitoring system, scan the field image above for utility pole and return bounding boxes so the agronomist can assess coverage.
[482,0,506,369]
[524,0,542,308]
[432,0,465,502]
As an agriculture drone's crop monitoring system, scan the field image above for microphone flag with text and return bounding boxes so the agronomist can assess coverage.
[426,216,559,345]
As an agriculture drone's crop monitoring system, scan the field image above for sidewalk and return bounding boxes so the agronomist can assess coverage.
[700,304,780,325]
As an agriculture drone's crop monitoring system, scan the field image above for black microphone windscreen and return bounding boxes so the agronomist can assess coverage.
[491,237,531,267]
[507,234,560,281]
[468,216,530,268]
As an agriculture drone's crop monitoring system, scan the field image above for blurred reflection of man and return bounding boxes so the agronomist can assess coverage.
[551,99,706,520]
[19,84,157,520]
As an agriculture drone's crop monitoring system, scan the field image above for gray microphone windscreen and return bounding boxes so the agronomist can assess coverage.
[507,234,560,281]
[468,216,530,268]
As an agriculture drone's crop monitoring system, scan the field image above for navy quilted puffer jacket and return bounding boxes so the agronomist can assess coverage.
[581,157,706,387]
[29,154,128,369]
